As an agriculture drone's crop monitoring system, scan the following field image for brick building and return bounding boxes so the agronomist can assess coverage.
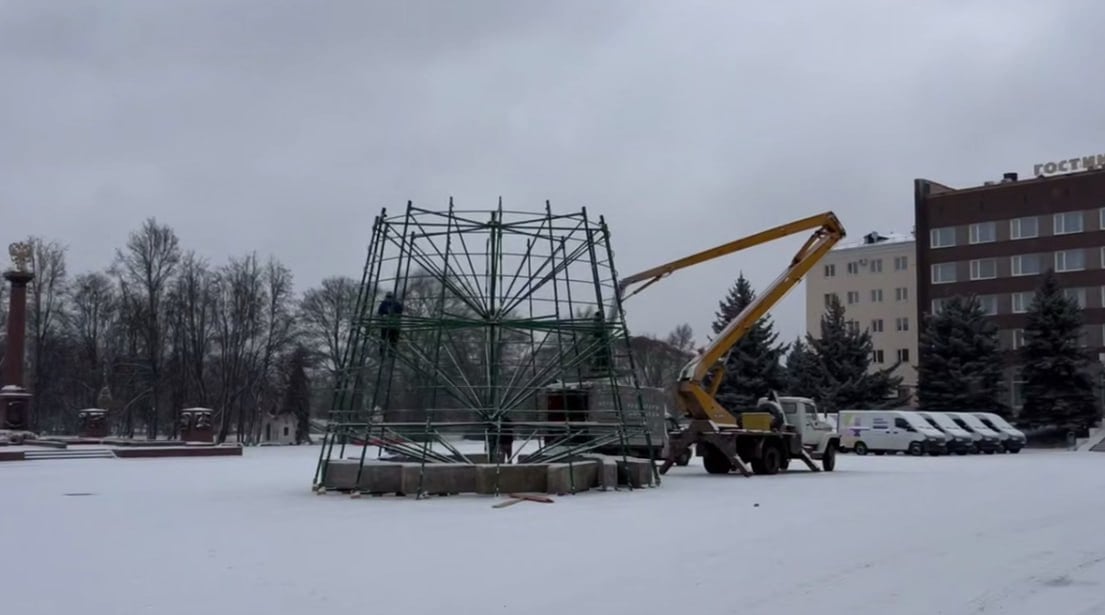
[914,168,1105,410]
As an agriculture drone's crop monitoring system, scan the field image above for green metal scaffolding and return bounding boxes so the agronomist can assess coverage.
[312,200,663,497]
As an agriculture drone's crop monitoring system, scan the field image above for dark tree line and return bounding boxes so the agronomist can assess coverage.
[1,220,357,443]
[918,269,1101,426]
[1,219,704,441]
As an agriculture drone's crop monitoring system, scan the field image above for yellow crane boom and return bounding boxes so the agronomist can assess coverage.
[617,211,846,425]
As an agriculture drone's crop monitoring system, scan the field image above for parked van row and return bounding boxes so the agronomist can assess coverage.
[837,410,1026,456]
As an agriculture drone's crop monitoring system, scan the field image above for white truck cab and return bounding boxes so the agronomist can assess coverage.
[839,409,948,456]
[757,395,840,467]
[944,412,1003,453]
[970,412,1026,453]
[916,411,977,455]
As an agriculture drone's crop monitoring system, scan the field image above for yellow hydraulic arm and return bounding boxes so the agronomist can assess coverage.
[616,211,846,425]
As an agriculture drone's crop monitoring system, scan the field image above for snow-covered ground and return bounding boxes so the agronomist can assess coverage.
[2,447,1104,615]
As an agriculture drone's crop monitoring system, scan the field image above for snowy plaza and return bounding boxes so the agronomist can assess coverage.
[2,447,1104,615]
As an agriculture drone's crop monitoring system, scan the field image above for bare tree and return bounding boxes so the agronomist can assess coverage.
[25,237,69,430]
[113,218,181,438]
[211,253,266,442]
[244,258,297,442]
[299,276,358,377]
[69,271,118,406]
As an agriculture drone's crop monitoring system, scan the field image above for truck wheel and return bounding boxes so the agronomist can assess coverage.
[822,442,837,472]
[702,447,732,474]
[853,441,868,455]
[675,449,692,466]
[1009,447,1021,454]
[753,443,783,475]
[908,442,923,456]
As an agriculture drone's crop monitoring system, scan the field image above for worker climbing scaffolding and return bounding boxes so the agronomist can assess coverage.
[377,291,403,358]
[589,311,612,375]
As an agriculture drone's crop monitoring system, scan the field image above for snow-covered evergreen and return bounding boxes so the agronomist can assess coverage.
[1020,270,1099,427]
[917,295,1004,414]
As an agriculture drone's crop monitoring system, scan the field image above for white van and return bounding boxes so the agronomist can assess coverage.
[916,411,977,455]
[944,412,1003,454]
[970,412,1027,453]
[839,410,948,456]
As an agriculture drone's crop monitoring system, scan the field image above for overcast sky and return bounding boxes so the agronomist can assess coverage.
[2,0,1103,347]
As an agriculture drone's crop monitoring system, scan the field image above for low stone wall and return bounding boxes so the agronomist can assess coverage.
[113,445,243,459]
[320,454,658,496]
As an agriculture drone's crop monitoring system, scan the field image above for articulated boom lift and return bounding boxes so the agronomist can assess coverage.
[617,211,846,476]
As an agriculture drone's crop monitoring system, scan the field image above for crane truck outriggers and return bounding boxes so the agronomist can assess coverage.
[615,212,846,476]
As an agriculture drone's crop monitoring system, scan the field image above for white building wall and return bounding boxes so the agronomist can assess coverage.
[805,234,919,397]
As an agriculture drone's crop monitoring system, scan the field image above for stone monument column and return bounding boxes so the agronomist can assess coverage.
[1,242,35,431]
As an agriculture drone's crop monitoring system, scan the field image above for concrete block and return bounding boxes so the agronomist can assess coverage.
[617,456,655,488]
[321,460,361,490]
[474,463,547,494]
[355,460,406,493]
[580,454,619,490]
[402,463,477,495]
[546,461,598,494]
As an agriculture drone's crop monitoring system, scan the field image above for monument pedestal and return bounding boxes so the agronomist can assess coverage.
[0,385,31,431]
[179,408,214,442]
[77,408,110,439]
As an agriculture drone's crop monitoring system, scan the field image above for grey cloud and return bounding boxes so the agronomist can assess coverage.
[2,0,1104,348]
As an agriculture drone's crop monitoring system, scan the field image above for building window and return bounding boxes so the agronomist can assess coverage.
[977,294,998,315]
[871,288,883,302]
[1010,216,1038,240]
[1064,287,1087,308]
[897,348,910,363]
[894,256,908,270]
[1011,371,1026,409]
[283,426,290,437]
[1100,208,1105,230]
[1055,249,1085,272]
[930,227,955,248]
[872,349,885,364]
[847,291,859,304]
[824,263,835,277]
[846,261,858,275]
[1011,291,1032,314]
[969,222,996,244]
[871,319,884,332]
[931,263,956,284]
[895,317,909,331]
[1011,254,1041,276]
[931,298,946,313]
[846,320,860,334]
[969,258,997,280]
[1054,211,1083,235]
[870,258,883,273]
[895,287,908,301]
[823,293,837,307]
[1011,329,1025,350]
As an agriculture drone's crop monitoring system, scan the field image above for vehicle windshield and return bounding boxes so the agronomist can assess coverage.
[903,413,935,431]
[951,417,974,432]
[957,414,993,432]
[979,413,1015,430]
[923,416,942,430]
[924,414,960,431]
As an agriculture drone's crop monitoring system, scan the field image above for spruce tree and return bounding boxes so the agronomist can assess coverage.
[805,294,902,412]
[281,345,313,444]
[917,295,1005,414]
[784,336,820,399]
[1019,270,1099,427]
[709,273,787,409]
